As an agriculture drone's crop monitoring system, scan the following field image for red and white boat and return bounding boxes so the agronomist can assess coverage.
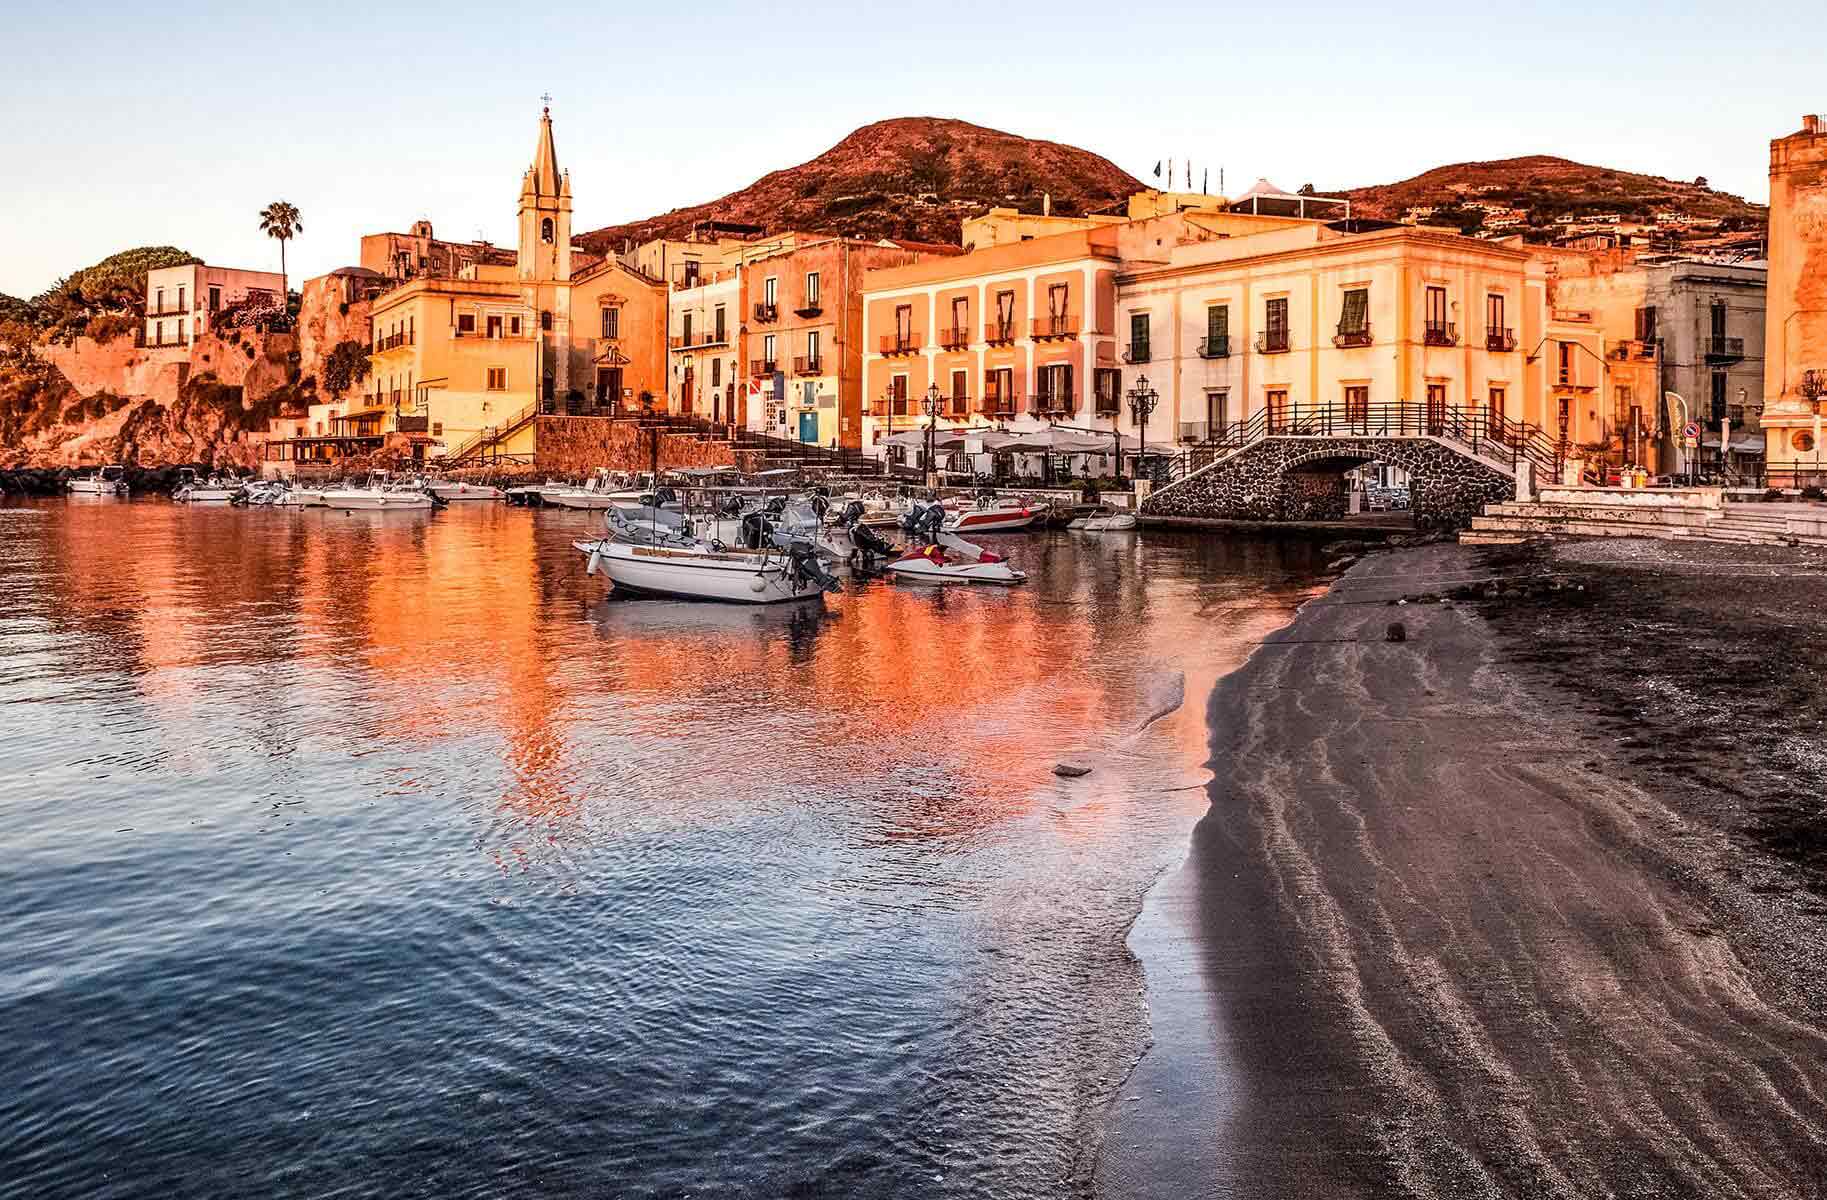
[941,495,1048,534]
[886,533,1027,586]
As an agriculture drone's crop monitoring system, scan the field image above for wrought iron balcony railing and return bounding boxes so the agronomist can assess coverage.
[1257,330,1290,354]
[793,355,823,376]
[1032,314,1077,341]
[750,358,778,376]
[1197,334,1230,359]
[1705,336,1744,363]
[753,303,778,323]
[1424,321,1458,347]
[879,333,921,356]
[1123,342,1151,364]
[1486,327,1517,352]
[984,321,1017,346]
[1332,325,1372,349]
[939,326,971,350]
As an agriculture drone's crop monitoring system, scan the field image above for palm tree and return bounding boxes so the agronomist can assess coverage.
[258,201,303,297]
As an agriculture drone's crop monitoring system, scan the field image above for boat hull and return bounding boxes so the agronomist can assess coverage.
[174,487,239,503]
[319,490,435,510]
[575,540,829,604]
[429,483,504,501]
[943,509,1046,533]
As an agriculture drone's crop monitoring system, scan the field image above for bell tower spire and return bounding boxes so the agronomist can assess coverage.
[518,101,571,283]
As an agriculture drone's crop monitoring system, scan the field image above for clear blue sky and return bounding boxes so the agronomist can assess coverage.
[1,0,1815,297]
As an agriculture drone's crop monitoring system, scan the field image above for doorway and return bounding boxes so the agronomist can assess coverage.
[798,411,819,444]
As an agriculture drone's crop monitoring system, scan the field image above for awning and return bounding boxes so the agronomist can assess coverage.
[1699,434,1767,453]
[332,408,386,421]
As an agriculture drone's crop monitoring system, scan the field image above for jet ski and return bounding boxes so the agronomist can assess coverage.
[886,500,1027,585]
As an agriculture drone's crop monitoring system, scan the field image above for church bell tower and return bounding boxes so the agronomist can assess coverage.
[518,106,572,283]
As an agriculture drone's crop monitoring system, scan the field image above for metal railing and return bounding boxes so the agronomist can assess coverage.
[146,303,187,317]
[1155,400,1565,493]
[446,400,540,462]
[1196,334,1230,359]
[879,334,921,355]
[1332,325,1372,349]
[750,358,778,376]
[753,303,778,323]
[1257,330,1290,354]
[1030,391,1077,417]
[1032,314,1077,340]
[939,326,971,349]
[1487,327,1517,352]
[984,321,1017,346]
[793,297,823,317]
[1123,342,1151,364]
[1705,336,1745,362]
[1424,322,1458,347]
[793,355,823,376]
[983,394,1020,416]
[374,331,415,351]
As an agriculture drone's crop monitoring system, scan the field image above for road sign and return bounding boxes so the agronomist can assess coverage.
[1683,421,1701,439]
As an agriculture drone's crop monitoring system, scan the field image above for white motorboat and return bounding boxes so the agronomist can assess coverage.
[278,485,328,507]
[941,494,1048,534]
[428,480,506,502]
[886,533,1027,586]
[319,478,437,510]
[1067,505,1138,532]
[505,480,576,506]
[575,508,840,604]
[68,464,128,496]
[172,469,241,503]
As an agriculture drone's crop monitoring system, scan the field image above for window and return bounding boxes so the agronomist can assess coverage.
[894,304,912,346]
[487,368,506,391]
[601,307,619,339]
[208,286,220,312]
[1710,300,1727,340]
[1490,386,1506,421]
[177,286,186,311]
[950,368,969,415]
[711,358,721,388]
[951,296,969,342]
[765,277,778,306]
[1424,286,1450,342]
[806,330,820,364]
[458,313,476,335]
[1048,283,1068,318]
[1264,297,1289,351]
[510,316,522,336]
[710,305,724,343]
[985,368,1014,413]
[1267,388,1290,431]
[1710,371,1728,422]
[541,217,554,244]
[995,289,1015,335]
[1038,363,1073,411]
[487,314,503,339]
[1128,311,1151,362]
[155,289,164,312]
[891,374,909,416]
[1557,341,1573,385]
[805,272,820,306]
[1206,390,1228,434]
[1634,305,1658,343]
[1338,288,1368,334]
[1094,367,1121,416]
[1345,384,1369,423]
[408,316,414,343]
[763,333,777,365]
[540,310,552,331]
[1205,304,1229,355]
[1487,293,1506,334]
[1426,383,1447,429]
[682,313,693,344]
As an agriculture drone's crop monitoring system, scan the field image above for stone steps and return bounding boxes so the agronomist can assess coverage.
[1488,502,1723,529]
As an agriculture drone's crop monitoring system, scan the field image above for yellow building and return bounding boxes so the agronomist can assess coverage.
[1763,113,1827,486]
[269,106,666,472]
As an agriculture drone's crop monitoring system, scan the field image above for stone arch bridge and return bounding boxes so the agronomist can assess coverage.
[1141,404,1563,531]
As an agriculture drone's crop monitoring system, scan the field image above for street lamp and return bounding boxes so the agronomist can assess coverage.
[1125,373,1159,491]
[921,383,943,487]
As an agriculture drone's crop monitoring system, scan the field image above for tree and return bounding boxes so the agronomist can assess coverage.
[1297,183,1317,196]
[320,339,372,399]
[259,201,303,295]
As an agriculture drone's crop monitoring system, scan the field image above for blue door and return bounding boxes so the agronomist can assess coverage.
[798,411,819,444]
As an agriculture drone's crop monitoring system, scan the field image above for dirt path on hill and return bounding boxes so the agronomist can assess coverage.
[1099,541,1827,1199]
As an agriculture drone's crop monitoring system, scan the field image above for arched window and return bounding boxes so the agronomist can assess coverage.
[541,217,554,244]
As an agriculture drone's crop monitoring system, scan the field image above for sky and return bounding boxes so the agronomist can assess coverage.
[0,0,1817,297]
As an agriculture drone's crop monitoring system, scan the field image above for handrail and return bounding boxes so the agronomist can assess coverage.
[448,400,539,461]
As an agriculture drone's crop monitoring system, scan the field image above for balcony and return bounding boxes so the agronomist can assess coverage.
[670,332,728,351]
[1095,393,1120,417]
[1196,334,1231,359]
[984,321,1017,346]
[793,297,823,318]
[1705,336,1744,364]
[879,333,922,356]
[375,331,416,352]
[143,332,189,348]
[753,303,778,324]
[1423,322,1458,347]
[945,394,972,418]
[1332,325,1372,349]
[983,393,1020,417]
[1032,314,1078,341]
[939,326,971,350]
[1486,327,1517,352]
[793,355,823,376]
[146,303,187,317]
[1178,421,1208,443]
[1030,391,1077,417]
[1257,330,1290,354]
[750,358,779,376]
[1123,342,1152,364]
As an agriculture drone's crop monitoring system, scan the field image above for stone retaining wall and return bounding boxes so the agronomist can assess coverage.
[1144,436,1513,531]
[532,416,738,475]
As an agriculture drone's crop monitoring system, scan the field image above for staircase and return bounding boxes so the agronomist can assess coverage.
[446,401,538,463]
[1465,490,1827,547]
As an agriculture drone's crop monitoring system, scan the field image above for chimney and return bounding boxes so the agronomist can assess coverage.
[1806,114,1823,135]
[1043,192,1052,217]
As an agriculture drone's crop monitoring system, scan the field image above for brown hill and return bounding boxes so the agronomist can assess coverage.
[576,117,1143,252]
[1331,154,1765,237]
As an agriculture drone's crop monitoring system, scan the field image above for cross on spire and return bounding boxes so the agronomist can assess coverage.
[540,92,552,113]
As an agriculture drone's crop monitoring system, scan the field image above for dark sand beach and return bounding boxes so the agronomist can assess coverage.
[1101,539,1827,1199]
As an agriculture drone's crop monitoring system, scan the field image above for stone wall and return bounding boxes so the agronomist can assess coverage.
[296,276,373,386]
[533,416,737,475]
[1143,436,1513,531]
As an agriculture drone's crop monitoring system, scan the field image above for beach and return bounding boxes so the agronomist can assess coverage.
[1101,538,1827,1198]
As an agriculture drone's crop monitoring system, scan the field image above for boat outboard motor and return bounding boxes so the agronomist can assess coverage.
[654,486,680,508]
[902,500,945,543]
[770,529,843,594]
[740,511,771,550]
[719,493,746,517]
[807,492,830,521]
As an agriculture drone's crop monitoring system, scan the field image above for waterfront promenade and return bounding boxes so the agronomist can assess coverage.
[1103,539,1827,1197]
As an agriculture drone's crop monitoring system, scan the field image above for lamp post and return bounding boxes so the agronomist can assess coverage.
[921,383,942,489]
[1125,373,1159,493]
[1558,403,1571,485]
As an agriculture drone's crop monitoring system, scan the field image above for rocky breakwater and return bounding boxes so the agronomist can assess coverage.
[0,463,229,497]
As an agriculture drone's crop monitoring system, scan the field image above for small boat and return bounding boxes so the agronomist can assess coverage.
[428,480,506,502]
[1068,504,1138,532]
[277,485,328,507]
[887,501,1026,585]
[68,464,128,496]
[942,492,1048,534]
[172,468,241,503]
[575,506,840,604]
[319,475,438,510]
[505,480,576,507]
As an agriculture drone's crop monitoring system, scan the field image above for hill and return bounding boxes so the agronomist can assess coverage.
[1331,155,1766,242]
[576,117,1142,252]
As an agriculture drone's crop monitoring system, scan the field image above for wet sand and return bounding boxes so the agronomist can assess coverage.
[1100,540,1827,1199]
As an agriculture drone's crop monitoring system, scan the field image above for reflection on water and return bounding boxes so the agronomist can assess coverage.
[0,499,1322,1199]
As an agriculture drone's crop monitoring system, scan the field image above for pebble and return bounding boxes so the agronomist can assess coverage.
[1053,762,1091,778]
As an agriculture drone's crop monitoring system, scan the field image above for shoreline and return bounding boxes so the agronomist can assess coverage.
[1099,538,1827,1197]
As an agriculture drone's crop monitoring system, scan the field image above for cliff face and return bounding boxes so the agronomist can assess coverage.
[577,116,1143,251]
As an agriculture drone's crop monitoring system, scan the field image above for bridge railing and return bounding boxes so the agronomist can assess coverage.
[1157,402,1566,495]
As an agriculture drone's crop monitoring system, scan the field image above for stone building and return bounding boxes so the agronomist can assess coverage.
[1763,113,1827,485]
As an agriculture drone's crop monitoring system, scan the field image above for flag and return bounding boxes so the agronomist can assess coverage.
[1202,168,1209,194]
[1153,160,1161,179]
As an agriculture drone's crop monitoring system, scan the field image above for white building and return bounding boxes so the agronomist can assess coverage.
[144,263,286,348]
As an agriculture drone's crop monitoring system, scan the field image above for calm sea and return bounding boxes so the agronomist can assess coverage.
[0,497,1320,1199]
